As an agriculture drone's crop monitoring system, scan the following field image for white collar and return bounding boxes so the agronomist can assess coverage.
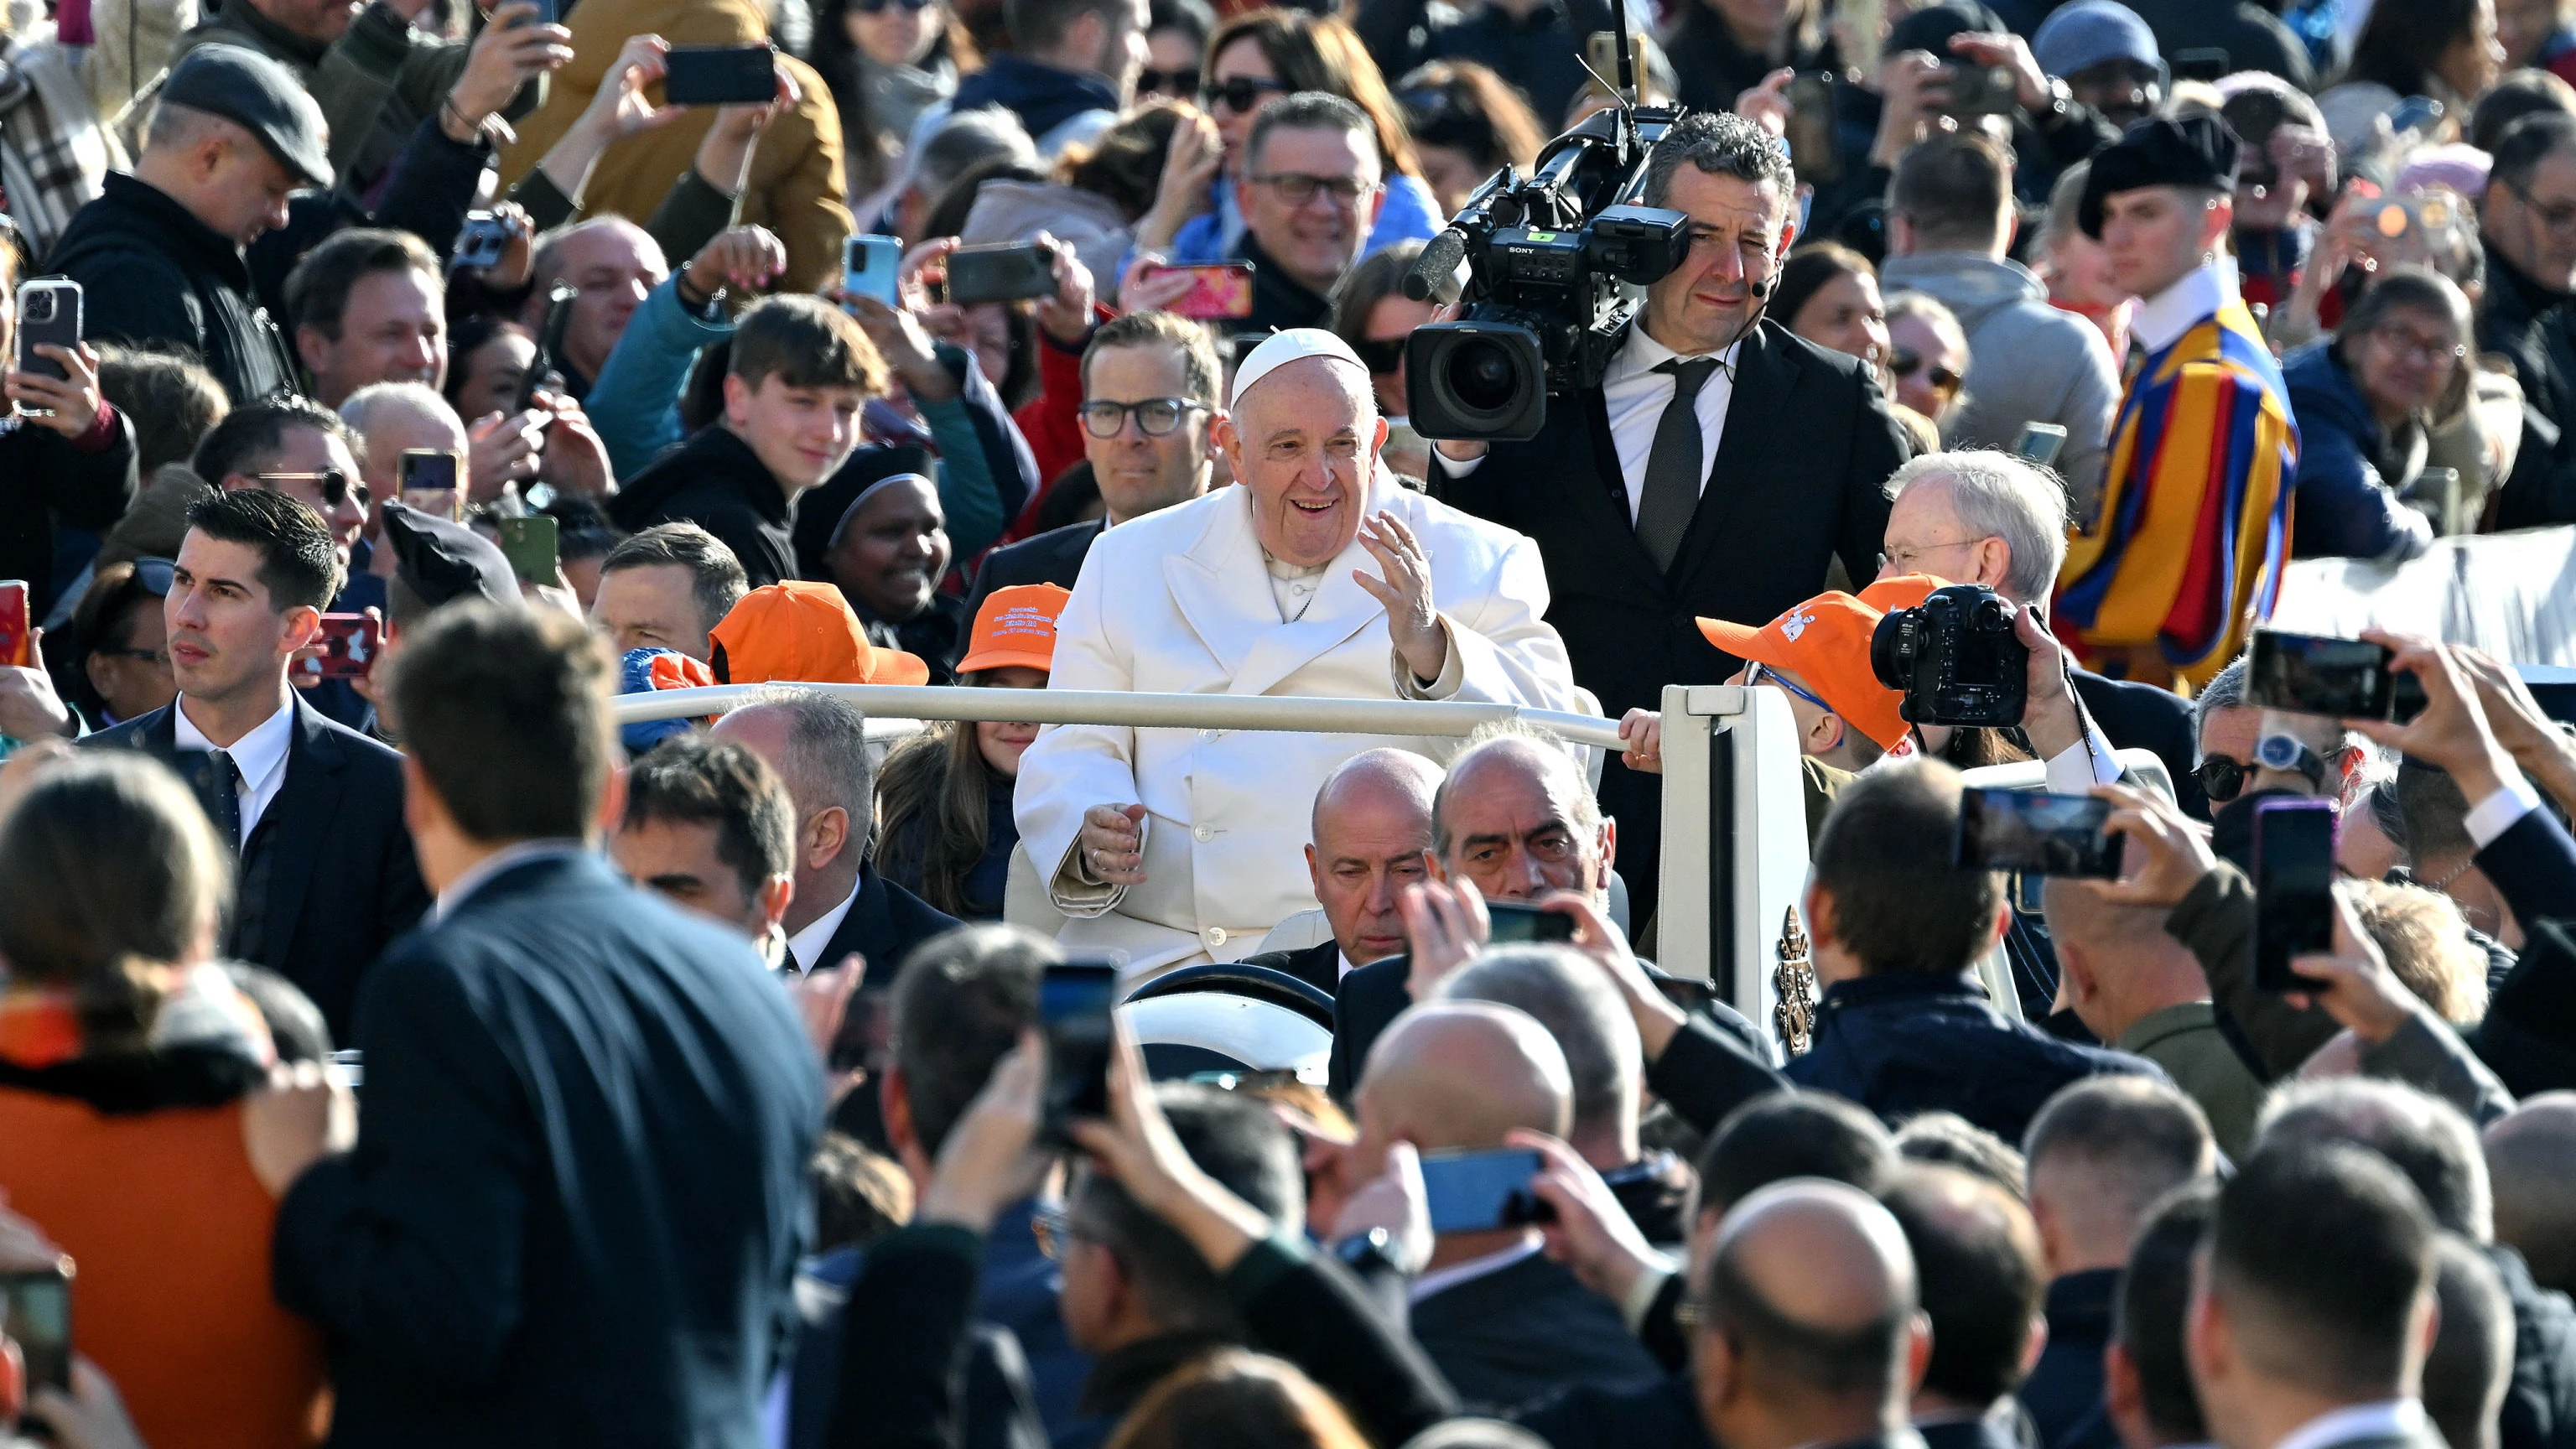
[2269,1400,2428,1449]
[787,877,865,974]
[1410,1235,1542,1302]
[434,839,591,922]
[2132,257,2241,356]
[1610,319,1745,386]
[172,688,295,787]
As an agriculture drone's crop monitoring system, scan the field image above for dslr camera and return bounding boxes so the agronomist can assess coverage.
[1870,584,2028,727]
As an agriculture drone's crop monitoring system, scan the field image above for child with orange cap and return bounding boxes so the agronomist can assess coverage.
[1617,589,1919,778]
[874,584,1070,920]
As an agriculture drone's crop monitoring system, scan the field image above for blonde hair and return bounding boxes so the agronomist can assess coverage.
[2352,880,2489,1025]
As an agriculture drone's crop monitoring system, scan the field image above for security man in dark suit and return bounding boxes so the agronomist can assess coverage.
[268,603,821,1449]
[1431,110,1909,916]
[961,310,1224,642]
[83,488,427,1038]
[1239,747,1444,997]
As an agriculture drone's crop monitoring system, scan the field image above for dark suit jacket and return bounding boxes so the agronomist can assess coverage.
[1239,941,1345,999]
[272,852,823,1448]
[2022,1270,2120,1449]
[1330,952,1769,1102]
[83,693,429,1039]
[2071,669,2205,818]
[815,866,963,1142]
[1413,1250,1664,1413]
[1919,1415,2026,1449]
[1514,1371,1714,1449]
[961,519,1104,647]
[1433,319,1907,918]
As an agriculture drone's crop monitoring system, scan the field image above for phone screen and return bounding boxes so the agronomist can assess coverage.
[2253,800,2337,991]
[945,244,1058,305]
[1484,901,1576,944]
[0,579,29,670]
[3,1265,72,1394]
[844,234,904,308]
[400,449,460,494]
[2247,630,2398,720]
[497,516,559,584]
[1955,788,2123,879]
[1040,962,1119,1142]
[662,44,776,106]
[1418,1148,1552,1233]
[1158,263,1255,320]
[2012,422,2069,466]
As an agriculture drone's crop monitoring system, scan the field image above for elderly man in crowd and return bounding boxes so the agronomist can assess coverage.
[1015,327,1578,978]
[1240,746,1442,996]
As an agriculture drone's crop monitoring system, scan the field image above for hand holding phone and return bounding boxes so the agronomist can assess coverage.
[843,234,905,308]
[1039,962,1119,1144]
[2251,798,2336,991]
[1418,1148,1553,1232]
[1148,262,1254,320]
[3,1259,74,1395]
[0,580,30,669]
[1955,788,2124,879]
[13,280,80,384]
[945,243,1059,305]
[2333,632,2529,807]
[1484,900,1577,943]
[497,516,560,584]
[292,613,384,683]
[2246,629,2424,723]
[662,44,778,106]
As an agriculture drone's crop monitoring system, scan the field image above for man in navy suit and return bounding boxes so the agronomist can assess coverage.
[267,603,822,1448]
[83,487,427,1037]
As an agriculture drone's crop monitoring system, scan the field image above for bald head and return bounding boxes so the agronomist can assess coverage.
[1701,1179,1922,1418]
[1307,748,1443,965]
[2486,1093,2576,1296]
[1313,747,1441,844]
[1357,1001,1572,1160]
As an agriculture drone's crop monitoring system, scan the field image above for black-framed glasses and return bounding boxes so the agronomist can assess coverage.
[855,0,937,13]
[252,468,352,507]
[1250,171,1378,208]
[2506,180,2576,236]
[1352,337,1405,375]
[2194,754,2249,804]
[1890,349,1963,395]
[130,556,176,594]
[1138,65,1200,94]
[1202,75,1287,113]
[1078,397,1205,438]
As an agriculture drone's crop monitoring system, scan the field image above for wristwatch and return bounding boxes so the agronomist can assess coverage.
[2256,731,2328,791]
[1334,1226,1409,1277]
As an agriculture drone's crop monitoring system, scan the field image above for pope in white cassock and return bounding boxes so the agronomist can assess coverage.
[1014,327,1584,976]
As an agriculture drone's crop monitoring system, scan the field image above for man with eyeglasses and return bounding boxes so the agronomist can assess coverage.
[193,397,371,571]
[1432,109,1906,922]
[2480,111,2576,530]
[965,309,1221,624]
[1236,93,1388,333]
[2057,115,2297,692]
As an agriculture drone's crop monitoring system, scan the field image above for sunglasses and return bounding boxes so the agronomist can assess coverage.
[1890,349,1963,395]
[252,468,353,507]
[1137,65,1200,94]
[1078,397,1206,438]
[854,0,937,13]
[1202,75,1287,113]
[1352,337,1405,375]
[2194,754,2249,804]
[130,556,177,594]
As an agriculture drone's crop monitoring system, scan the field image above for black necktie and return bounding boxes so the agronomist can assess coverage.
[199,748,242,849]
[1636,357,1723,574]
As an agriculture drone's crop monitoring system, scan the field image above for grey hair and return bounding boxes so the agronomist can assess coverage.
[339,382,465,449]
[1881,449,2068,606]
[1246,91,1377,179]
[1431,720,1601,860]
[2191,651,2379,767]
[733,687,875,850]
[1437,944,1640,1139]
[911,106,1041,199]
[1642,110,1794,210]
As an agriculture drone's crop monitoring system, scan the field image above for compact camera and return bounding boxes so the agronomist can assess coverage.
[1870,584,2028,728]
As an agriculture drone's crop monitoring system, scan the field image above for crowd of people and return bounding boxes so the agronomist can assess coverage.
[10,0,2576,1442]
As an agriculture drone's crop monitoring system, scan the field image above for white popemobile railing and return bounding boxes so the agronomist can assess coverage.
[612,683,2173,1058]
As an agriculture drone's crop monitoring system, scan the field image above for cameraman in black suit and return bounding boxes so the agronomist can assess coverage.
[1431,110,1909,914]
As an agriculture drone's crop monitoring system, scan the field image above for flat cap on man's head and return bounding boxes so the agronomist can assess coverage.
[379,501,519,612]
[2079,114,2242,238]
[159,44,333,189]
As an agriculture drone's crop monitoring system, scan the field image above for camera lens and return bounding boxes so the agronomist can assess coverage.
[1447,338,1521,413]
[1869,610,1913,691]
[25,293,51,324]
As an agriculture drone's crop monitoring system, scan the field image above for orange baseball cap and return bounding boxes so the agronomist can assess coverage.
[1857,572,1943,615]
[1695,592,1910,750]
[709,581,932,687]
[958,584,1072,675]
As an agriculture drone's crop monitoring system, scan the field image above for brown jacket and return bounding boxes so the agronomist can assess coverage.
[496,0,852,293]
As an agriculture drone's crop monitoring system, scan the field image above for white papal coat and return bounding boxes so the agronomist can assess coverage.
[1013,468,1581,977]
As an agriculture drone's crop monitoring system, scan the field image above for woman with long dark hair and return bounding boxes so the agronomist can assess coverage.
[2326,0,2506,132]
[815,0,975,195]
[873,584,1067,918]
[1130,8,1441,267]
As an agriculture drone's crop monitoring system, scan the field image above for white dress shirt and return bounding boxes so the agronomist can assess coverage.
[174,693,296,846]
[2466,776,2544,850]
[2268,1399,2427,1449]
[1438,323,1743,523]
[2131,257,2241,356]
[787,879,863,974]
